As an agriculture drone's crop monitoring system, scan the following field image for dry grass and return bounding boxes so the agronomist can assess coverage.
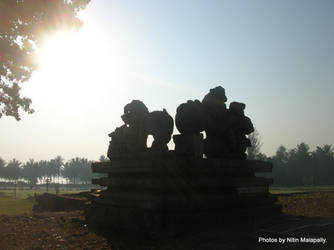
[277,191,334,218]
[270,185,334,194]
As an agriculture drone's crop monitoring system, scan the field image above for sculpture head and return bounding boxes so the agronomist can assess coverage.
[202,86,227,109]
[229,102,246,115]
[209,86,227,102]
[121,100,149,127]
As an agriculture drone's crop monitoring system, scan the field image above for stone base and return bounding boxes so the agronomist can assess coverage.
[86,197,282,236]
[86,152,280,235]
[173,133,203,158]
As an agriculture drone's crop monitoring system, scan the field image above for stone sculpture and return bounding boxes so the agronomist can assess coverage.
[201,86,231,158]
[147,109,174,152]
[227,102,254,159]
[173,86,254,159]
[174,100,205,157]
[108,86,254,159]
[202,86,254,159]
[107,100,174,158]
[88,86,277,236]
[201,87,254,159]
[175,99,205,134]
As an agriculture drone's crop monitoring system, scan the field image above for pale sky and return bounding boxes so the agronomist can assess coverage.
[1,0,334,163]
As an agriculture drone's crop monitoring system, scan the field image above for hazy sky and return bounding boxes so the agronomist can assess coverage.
[1,0,334,163]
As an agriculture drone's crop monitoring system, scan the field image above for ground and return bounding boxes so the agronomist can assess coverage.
[1,187,334,249]
[0,211,110,250]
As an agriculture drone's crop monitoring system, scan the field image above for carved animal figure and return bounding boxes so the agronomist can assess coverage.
[107,100,174,158]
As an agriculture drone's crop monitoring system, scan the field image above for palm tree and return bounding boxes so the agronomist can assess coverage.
[4,159,21,183]
[50,156,64,183]
[62,158,80,184]
[38,160,50,183]
[22,159,41,188]
[78,158,93,184]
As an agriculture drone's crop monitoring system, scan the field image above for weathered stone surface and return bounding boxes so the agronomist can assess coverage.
[91,157,273,174]
[87,152,279,234]
[173,133,204,158]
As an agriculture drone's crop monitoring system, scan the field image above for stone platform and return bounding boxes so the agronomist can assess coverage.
[85,152,281,235]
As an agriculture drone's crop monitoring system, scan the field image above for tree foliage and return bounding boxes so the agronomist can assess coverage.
[0,0,90,120]
[271,143,334,186]
[21,158,40,186]
[62,157,92,184]
[3,158,21,182]
[0,156,92,185]
[247,128,263,160]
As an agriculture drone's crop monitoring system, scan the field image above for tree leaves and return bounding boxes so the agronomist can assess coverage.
[0,0,90,120]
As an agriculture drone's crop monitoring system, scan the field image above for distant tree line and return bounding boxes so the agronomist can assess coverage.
[247,134,334,186]
[268,143,334,186]
[1,139,333,187]
[246,129,334,186]
[0,155,107,187]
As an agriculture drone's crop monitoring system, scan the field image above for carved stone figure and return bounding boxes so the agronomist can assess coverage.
[201,86,231,158]
[175,100,204,134]
[228,102,254,159]
[107,100,174,158]
[174,100,205,157]
[200,86,254,159]
[107,125,129,156]
[147,109,174,152]
[107,87,254,159]
[120,100,149,151]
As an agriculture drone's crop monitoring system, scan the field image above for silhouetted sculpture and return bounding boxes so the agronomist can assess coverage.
[201,86,231,158]
[172,86,254,159]
[107,87,254,159]
[88,87,276,235]
[174,100,205,157]
[227,102,254,159]
[146,109,174,152]
[107,100,174,158]
[175,100,205,134]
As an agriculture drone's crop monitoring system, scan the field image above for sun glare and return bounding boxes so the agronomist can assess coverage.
[29,23,136,121]
[35,29,114,111]
[39,32,92,81]
[36,29,131,96]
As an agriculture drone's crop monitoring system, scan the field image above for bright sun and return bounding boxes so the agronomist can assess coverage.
[36,29,130,95]
[35,30,106,107]
[30,24,134,119]
[38,32,92,83]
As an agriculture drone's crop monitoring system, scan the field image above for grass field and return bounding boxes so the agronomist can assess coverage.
[0,195,34,216]
[2,186,334,217]
[0,188,90,216]
[270,185,334,194]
